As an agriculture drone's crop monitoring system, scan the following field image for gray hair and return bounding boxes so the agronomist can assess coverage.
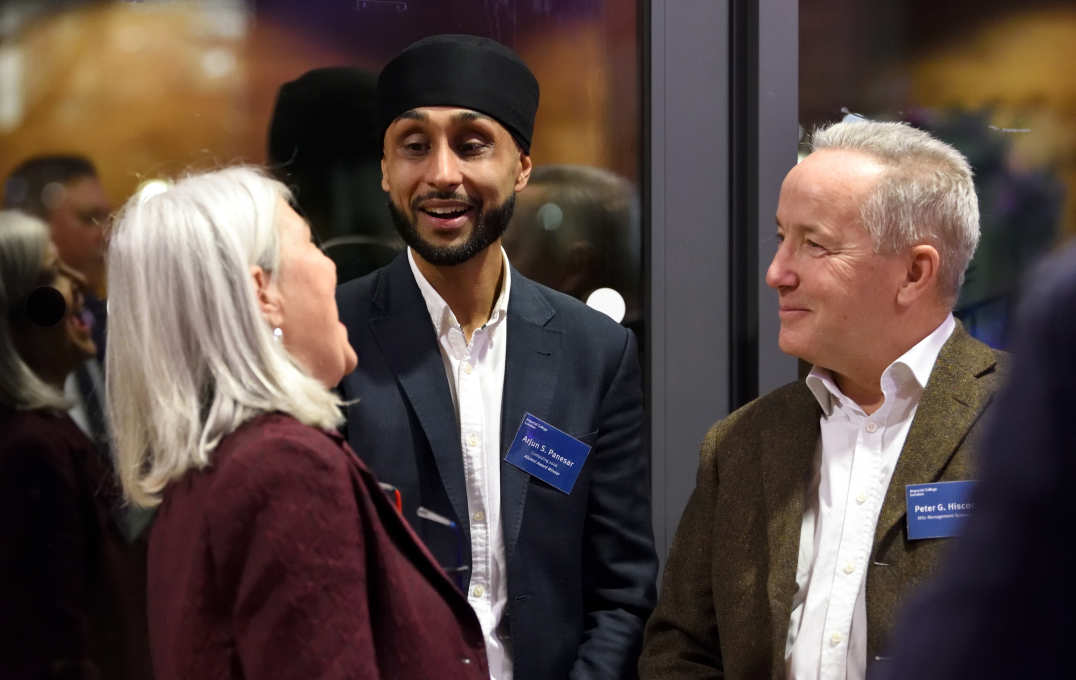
[810,120,980,302]
[0,210,70,410]
[106,166,346,508]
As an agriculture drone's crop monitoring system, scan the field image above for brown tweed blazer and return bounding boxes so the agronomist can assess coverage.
[639,324,1006,680]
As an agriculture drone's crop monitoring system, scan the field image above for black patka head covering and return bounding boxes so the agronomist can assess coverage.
[377,34,540,153]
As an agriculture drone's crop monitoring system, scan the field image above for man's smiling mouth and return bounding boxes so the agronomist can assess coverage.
[422,206,472,219]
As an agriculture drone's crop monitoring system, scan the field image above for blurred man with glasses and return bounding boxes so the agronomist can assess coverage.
[4,155,111,448]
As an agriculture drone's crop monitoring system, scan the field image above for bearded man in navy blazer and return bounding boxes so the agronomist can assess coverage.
[336,34,657,680]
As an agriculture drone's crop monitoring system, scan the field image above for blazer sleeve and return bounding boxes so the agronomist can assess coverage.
[571,329,660,680]
[205,429,381,680]
[638,420,727,680]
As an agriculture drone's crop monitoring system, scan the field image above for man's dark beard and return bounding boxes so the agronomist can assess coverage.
[388,192,515,266]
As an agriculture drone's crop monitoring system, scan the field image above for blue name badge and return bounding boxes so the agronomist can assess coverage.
[504,413,592,494]
[905,480,977,540]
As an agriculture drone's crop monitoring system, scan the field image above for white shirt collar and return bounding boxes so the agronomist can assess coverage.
[806,314,956,417]
[407,246,512,337]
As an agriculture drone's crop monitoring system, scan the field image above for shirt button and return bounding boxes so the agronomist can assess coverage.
[865,422,878,433]
[471,585,485,598]
[843,563,855,575]
[830,632,842,646]
[461,657,472,665]
[463,362,473,375]
[467,433,479,447]
[473,511,485,522]
[856,493,867,504]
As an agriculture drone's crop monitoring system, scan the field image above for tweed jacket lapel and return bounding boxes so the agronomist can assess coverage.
[759,382,823,671]
[873,322,1001,546]
[499,270,561,564]
[368,255,470,534]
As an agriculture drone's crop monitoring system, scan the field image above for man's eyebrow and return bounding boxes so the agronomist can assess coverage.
[775,218,828,235]
[452,110,493,125]
[398,110,428,122]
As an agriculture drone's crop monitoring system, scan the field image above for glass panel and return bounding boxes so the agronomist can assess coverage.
[799,0,1075,347]
[0,1,644,670]
[0,0,642,333]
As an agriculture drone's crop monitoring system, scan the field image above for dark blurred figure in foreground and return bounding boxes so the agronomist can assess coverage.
[268,66,401,283]
[504,164,642,338]
[3,155,111,448]
[875,243,1076,679]
[0,210,152,679]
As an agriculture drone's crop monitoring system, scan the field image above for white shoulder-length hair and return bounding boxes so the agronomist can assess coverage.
[0,210,70,411]
[106,166,346,508]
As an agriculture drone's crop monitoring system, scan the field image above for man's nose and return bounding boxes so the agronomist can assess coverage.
[765,245,797,290]
[426,142,463,189]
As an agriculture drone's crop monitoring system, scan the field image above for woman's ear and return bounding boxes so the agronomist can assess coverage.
[250,265,284,329]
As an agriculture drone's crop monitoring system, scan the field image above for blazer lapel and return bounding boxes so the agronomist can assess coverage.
[874,323,1000,544]
[759,383,821,667]
[368,255,470,534]
[499,272,560,563]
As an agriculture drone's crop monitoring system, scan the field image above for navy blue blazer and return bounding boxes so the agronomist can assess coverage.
[874,245,1076,679]
[336,252,658,680]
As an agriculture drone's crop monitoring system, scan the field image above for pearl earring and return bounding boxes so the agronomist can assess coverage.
[273,327,283,342]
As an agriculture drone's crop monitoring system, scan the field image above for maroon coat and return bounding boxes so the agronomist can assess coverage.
[147,412,488,680]
[0,407,153,680]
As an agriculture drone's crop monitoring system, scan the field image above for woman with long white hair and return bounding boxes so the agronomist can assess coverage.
[107,167,486,679]
[0,209,151,679]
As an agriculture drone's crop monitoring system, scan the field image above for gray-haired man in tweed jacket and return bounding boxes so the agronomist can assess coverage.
[641,119,1006,680]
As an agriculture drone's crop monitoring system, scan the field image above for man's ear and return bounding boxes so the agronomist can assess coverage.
[896,244,941,307]
[380,156,390,193]
[250,265,284,328]
[515,153,533,192]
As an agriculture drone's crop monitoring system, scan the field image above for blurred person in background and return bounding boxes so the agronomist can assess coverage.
[504,164,642,337]
[106,166,487,680]
[3,155,111,448]
[268,66,401,284]
[0,210,152,679]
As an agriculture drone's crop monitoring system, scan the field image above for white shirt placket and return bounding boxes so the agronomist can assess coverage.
[455,329,491,607]
[408,247,514,679]
[820,413,885,678]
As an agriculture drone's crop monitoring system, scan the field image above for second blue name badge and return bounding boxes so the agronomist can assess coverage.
[905,480,977,540]
[504,412,592,494]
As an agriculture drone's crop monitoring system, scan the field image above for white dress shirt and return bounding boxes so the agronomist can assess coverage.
[784,315,956,680]
[408,247,513,680]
